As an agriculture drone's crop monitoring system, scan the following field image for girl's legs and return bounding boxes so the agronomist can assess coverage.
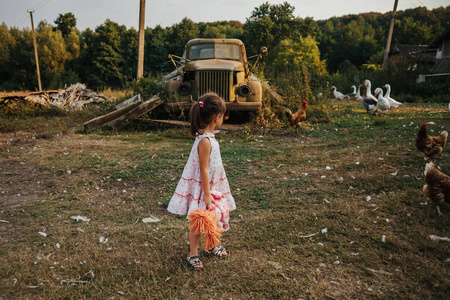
[188,230,203,270]
[189,230,200,257]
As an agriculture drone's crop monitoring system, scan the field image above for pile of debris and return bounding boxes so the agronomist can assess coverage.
[0,83,108,111]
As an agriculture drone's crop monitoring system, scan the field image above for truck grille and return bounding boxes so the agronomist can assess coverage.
[196,71,232,101]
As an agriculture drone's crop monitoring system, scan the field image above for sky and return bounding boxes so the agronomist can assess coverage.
[1,0,448,31]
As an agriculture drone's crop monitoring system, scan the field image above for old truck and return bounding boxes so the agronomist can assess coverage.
[166,38,266,113]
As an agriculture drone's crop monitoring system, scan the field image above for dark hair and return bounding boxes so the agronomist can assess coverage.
[189,93,226,136]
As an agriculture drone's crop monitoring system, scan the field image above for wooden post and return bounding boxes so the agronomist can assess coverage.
[382,0,399,70]
[137,0,145,79]
[29,10,42,91]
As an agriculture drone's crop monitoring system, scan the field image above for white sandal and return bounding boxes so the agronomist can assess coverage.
[205,245,227,257]
[187,255,203,270]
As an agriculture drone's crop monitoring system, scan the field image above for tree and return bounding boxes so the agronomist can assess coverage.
[120,28,139,81]
[54,13,77,37]
[317,17,380,72]
[65,28,80,61]
[166,18,199,56]
[37,22,72,88]
[89,20,127,87]
[243,2,294,54]
[0,23,14,87]
[243,2,317,56]
[7,27,36,89]
[77,28,97,85]
[393,17,434,45]
[270,36,328,88]
[144,25,168,75]
[202,25,227,39]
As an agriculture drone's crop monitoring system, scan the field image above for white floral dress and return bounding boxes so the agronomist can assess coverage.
[167,133,236,225]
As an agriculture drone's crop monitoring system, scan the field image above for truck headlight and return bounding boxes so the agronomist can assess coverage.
[236,85,251,97]
[177,82,192,96]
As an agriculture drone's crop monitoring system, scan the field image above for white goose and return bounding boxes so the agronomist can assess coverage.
[348,85,362,101]
[383,84,402,108]
[331,86,345,100]
[374,87,390,115]
[364,79,378,102]
[360,84,377,113]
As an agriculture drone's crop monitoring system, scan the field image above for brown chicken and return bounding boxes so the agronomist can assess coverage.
[285,100,307,132]
[415,124,448,158]
[423,162,450,216]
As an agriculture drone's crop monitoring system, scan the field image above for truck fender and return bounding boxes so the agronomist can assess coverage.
[246,81,262,102]
[170,81,181,96]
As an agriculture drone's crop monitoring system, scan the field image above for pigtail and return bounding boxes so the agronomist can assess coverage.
[189,93,226,136]
[189,102,202,136]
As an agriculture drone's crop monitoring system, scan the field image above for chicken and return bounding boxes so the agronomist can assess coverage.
[423,162,450,216]
[285,100,307,132]
[415,124,448,158]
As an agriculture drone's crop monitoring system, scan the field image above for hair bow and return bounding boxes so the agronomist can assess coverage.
[199,101,204,108]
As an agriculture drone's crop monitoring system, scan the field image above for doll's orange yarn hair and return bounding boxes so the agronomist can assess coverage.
[188,208,223,250]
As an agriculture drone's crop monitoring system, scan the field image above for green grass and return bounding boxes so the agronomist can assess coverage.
[0,101,449,299]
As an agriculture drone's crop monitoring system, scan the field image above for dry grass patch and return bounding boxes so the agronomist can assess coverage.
[0,101,449,299]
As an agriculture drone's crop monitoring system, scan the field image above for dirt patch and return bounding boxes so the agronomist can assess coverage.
[0,160,55,213]
[0,158,57,244]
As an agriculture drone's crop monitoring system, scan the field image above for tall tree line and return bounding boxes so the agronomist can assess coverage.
[0,3,448,91]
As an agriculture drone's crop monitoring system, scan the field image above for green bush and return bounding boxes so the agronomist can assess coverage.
[126,76,162,100]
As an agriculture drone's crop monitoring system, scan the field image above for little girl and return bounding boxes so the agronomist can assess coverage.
[167,93,236,270]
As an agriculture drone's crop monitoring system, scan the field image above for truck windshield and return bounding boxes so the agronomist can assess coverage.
[189,44,240,60]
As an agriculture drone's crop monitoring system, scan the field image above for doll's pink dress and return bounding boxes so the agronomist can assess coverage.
[167,133,235,230]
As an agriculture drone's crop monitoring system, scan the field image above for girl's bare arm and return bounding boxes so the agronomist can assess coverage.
[198,138,214,209]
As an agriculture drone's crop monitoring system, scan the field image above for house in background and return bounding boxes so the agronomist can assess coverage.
[387,44,436,73]
[427,28,450,73]
[417,28,450,83]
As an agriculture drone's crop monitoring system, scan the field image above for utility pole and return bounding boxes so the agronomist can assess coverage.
[28,10,42,92]
[137,0,145,79]
[382,0,399,70]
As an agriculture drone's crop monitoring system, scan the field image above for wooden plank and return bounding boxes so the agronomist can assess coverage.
[151,119,189,126]
[103,95,163,130]
[83,101,142,132]
[150,119,244,131]
[219,124,245,131]
[165,102,192,111]
[160,69,179,81]
[115,94,142,110]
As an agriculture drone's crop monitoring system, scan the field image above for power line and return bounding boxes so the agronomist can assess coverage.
[33,0,53,11]
[416,0,426,7]
[18,0,53,28]
[29,0,50,11]
[18,17,29,28]
[15,12,28,27]
[407,0,418,8]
